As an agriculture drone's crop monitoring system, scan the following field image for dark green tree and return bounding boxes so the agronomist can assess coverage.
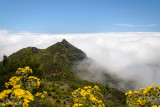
[2,55,8,66]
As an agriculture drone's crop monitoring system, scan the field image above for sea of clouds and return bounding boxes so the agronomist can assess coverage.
[1,30,160,91]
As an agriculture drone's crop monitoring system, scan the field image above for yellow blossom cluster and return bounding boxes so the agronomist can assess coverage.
[35,91,48,99]
[7,76,22,89]
[4,67,41,91]
[0,89,12,100]
[126,86,160,107]
[0,66,47,107]
[72,86,105,107]
[16,66,33,75]
[27,76,41,90]
[0,87,34,107]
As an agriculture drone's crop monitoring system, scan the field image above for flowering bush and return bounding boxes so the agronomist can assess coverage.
[0,66,47,107]
[126,86,160,107]
[72,85,105,107]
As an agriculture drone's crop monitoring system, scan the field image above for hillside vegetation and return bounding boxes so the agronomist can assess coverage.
[0,39,126,106]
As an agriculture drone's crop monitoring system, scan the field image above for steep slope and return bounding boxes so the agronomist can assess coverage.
[39,39,86,77]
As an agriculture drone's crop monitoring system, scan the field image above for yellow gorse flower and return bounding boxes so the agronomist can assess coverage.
[143,88,148,94]
[35,92,41,96]
[13,84,21,89]
[134,90,139,94]
[23,90,34,101]
[13,89,25,98]
[1,103,5,106]
[0,89,12,100]
[94,85,100,90]
[148,86,154,90]
[73,103,83,107]
[41,95,45,98]
[43,91,47,94]
[5,82,8,88]
[23,101,29,107]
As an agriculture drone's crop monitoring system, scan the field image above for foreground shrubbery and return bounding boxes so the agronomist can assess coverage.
[5,66,160,107]
[126,86,160,107]
[72,85,105,107]
[0,67,47,107]
[0,66,106,107]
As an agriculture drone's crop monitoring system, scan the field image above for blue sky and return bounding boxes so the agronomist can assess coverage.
[0,0,160,33]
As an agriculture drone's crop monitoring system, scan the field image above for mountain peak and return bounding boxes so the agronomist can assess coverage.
[61,39,68,43]
[9,39,87,76]
[61,39,72,46]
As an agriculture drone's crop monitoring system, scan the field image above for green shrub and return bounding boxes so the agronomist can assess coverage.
[56,98,60,103]
[52,95,58,99]
[48,92,52,96]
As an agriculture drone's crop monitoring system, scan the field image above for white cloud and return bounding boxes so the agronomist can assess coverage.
[115,24,158,27]
[1,30,160,91]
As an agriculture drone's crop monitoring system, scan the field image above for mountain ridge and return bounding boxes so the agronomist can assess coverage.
[0,39,126,106]
[8,39,86,78]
